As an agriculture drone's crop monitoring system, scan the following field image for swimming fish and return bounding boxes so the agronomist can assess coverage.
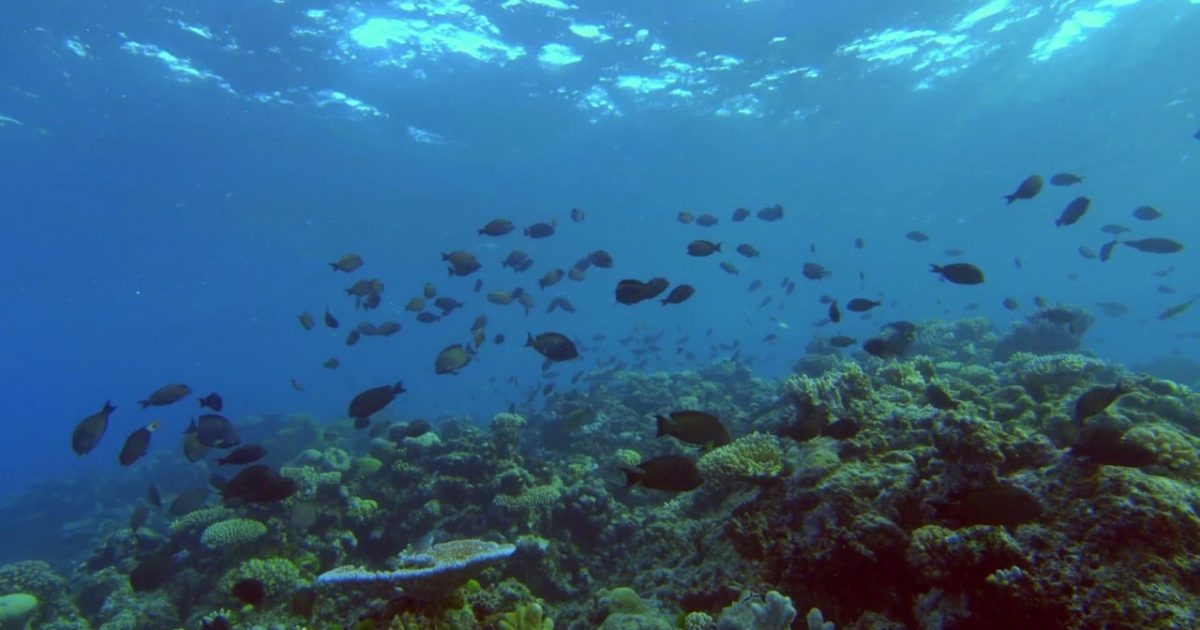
[478,218,514,236]
[187,414,241,449]
[217,444,267,466]
[731,207,750,222]
[443,251,482,276]
[1003,174,1042,204]
[1124,238,1183,254]
[621,455,703,492]
[526,332,579,362]
[930,263,984,285]
[695,213,719,227]
[197,392,224,411]
[298,312,314,331]
[1132,205,1162,221]
[323,308,339,329]
[846,298,881,312]
[656,411,731,447]
[1049,173,1084,186]
[661,284,695,305]
[1074,383,1128,425]
[905,231,930,242]
[756,204,784,221]
[329,253,364,272]
[119,421,160,466]
[1055,197,1090,227]
[524,221,556,238]
[139,384,191,409]
[736,244,760,258]
[687,240,721,256]
[348,382,407,427]
[72,400,116,456]
[435,344,471,375]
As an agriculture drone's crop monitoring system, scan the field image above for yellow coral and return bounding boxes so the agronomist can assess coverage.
[697,432,783,482]
[499,602,553,630]
[1124,424,1200,477]
[200,518,267,548]
[217,557,303,601]
[168,506,233,534]
[494,484,561,511]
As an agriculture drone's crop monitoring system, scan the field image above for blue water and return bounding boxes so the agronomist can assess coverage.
[1,0,1198,503]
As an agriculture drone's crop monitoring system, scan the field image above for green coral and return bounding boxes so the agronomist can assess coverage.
[346,496,379,523]
[499,602,553,630]
[200,518,267,548]
[697,432,783,482]
[495,484,561,511]
[168,506,233,534]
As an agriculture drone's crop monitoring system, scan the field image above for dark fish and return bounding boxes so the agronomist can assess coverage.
[863,338,902,358]
[829,335,856,348]
[539,268,565,289]
[197,392,223,411]
[1077,246,1096,259]
[423,283,437,299]
[1002,297,1020,310]
[348,382,406,423]
[1098,240,1118,262]
[72,400,116,456]
[1055,196,1090,227]
[181,431,211,463]
[731,207,750,222]
[622,455,703,492]
[222,464,298,503]
[443,251,482,276]
[736,243,760,258]
[416,312,440,324]
[747,279,762,292]
[323,357,340,369]
[1049,173,1084,186]
[661,284,695,305]
[1125,238,1183,254]
[695,213,719,227]
[1158,299,1195,320]
[168,487,209,516]
[377,321,401,336]
[616,279,652,305]
[119,421,159,466]
[400,420,432,438]
[1037,308,1075,324]
[687,240,721,256]
[435,344,471,375]
[588,250,614,268]
[329,253,364,273]
[656,411,731,447]
[1132,205,1162,221]
[802,262,830,280]
[854,237,865,249]
[644,277,670,298]
[571,207,586,222]
[828,300,841,323]
[494,334,505,344]
[1071,423,1156,467]
[956,485,1042,527]
[290,378,305,392]
[357,321,380,336]
[323,308,339,328]
[345,330,361,346]
[823,418,860,440]
[298,312,314,331]
[1003,174,1042,204]
[677,211,694,224]
[1100,224,1130,237]
[905,231,930,242]
[930,263,984,285]
[345,278,382,297]
[478,218,514,236]
[501,250,531,270]
[187,414,240,449]
[718,261,739,275]
[130,553,174,592]
[405,297,425,313]
[925,384,959,410]
[567,267,586,282]
[147,483,162,508]
[526,332,579,362]
[1074,383,1128,425]
[756,204,784,221]
[217,444,267,466]
[846,298,881,312]
[524,221,556,238]
[232,579,266,607]
[139,383,191,409]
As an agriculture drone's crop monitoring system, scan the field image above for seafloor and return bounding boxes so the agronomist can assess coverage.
[2,312,1199,630]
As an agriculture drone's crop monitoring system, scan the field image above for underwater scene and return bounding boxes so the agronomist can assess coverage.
[3,1,1200,628]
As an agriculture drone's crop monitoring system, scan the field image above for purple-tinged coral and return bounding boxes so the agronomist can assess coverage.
[316,539,515,586]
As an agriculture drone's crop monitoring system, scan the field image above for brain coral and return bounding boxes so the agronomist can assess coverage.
[200,518,267,548]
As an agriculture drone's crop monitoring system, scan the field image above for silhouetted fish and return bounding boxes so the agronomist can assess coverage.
[348,382,406,426]
[1003,175,1042,204]
[139,384,191,409]
[1050,173,1084,186]
[72,400,116,456]
[1124,238,1183,254]
[930,263,984,285]
[622,455,702,492]
[198,392,223,411]
[329,253,363,272]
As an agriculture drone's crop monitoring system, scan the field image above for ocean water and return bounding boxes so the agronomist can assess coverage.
[1,0,1198,626]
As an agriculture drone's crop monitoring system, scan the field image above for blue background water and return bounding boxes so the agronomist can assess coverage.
[1,0,1197,501]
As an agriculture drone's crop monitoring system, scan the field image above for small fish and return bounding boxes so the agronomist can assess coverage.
[588,250,614,268]
[736,243,760,258]
[72,400,116,456]
[854,237,865,250]
[956,485,1042,527]
[1055,196,1090,227]
[719,261,739,275]
[1095,301,1128,317]
[747,279,762,292]
[1099,240,1118,262]
[905,231,930,242]
[478,218,515,236]
[494,334,506,344]
[323,308,339,329]
[222,464,298,503]
[188,414,241,448]
[1132,205,1162,221]
[925,384,959,410]
[323,357,339,369]
[423,283,437,299]
[1002,297,1020,310]
[139,384,191,409]
[845,298,881,312]
[756,204,784,221]
[571,207,586,222]
[1003,174,1043,204]
[656,411,731,447]
[290,378,305,392]
[687,240,721,256]
[119,421,160,466]
[539,268,565,289]
[547,297,577,313]
[329,254,364,272]
[661,284,695,305]
[930,263,984,285]
[828,300,841,322]
[435,344,471,375]
[526,332,579,362]
[346,330,360,346]
[731,207,750,222]
[348,382,407,426]
[1050,173,1085,186]
[1074,383,1128,425]
[416,312,441,324]
[405,297,425,312]
[197,392,224,411]
[622,455,703,492]
[1077,246,1097,260]
[1124,238,1183,254]
[1100,224,1130,235]
[1158,299,1195,320]
[677,211,694,224]
[695,213,719,227]
[442,251,482,276]
[434,296,463,315]
[944,248,964,257]
[298,312,314,331]
[829,335,856,348]
[524,221,556,238]
[802,262,830,280]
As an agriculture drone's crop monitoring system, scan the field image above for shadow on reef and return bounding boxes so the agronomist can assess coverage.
[3,313,1200,629]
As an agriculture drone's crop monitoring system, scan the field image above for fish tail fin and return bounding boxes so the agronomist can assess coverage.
[929,264,942,274]
[655,415,671,438]
[447,268,454,277]
[328,263,338,271]
[393,381,406,394]
[525,333,534,347]
[1003,194,1016,204]
[185,418,197,434]
[104,400,117,414]
[138,400,150,409]
[621,468,642,488]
